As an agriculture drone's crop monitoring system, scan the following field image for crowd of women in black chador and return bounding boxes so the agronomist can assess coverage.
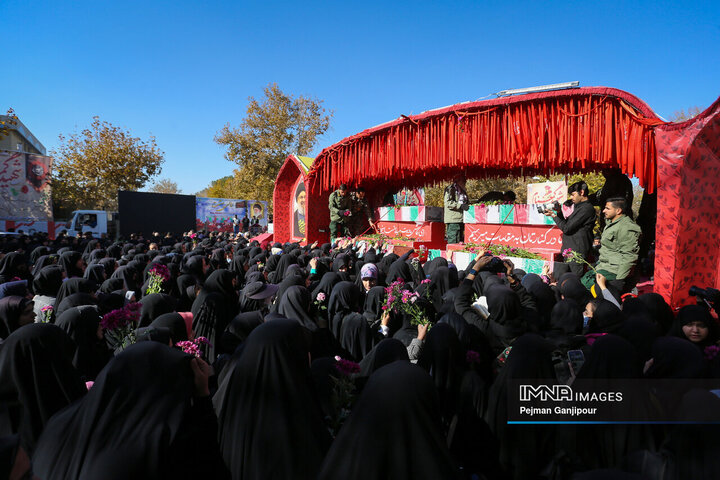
[0,230,719,480]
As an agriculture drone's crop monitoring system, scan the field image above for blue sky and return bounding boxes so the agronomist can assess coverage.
[3,0,719,194]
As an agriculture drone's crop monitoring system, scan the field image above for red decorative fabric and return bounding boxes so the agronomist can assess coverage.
[654,97,720,307]
[273,155,306,244]
[306,87,660,197]
[284,87,720,309]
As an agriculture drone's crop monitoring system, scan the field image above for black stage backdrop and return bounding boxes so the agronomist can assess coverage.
[118,190,196,238]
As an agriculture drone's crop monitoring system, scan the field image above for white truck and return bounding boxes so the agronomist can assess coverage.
[62,210,119,238]
[0,210,118,239]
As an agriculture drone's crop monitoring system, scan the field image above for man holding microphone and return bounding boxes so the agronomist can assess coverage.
[543,181,597,277]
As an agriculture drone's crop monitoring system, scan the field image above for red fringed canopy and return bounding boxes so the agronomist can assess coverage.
[306,87,662,196]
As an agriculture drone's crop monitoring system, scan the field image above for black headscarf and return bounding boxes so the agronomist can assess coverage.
[55,305,111,381]
[0,323,85,454]
[59,251,84,279]
[328,281,363,338]
[362,285,386,323]
[83,264,106,285]
[202,269,239,317]
[644,336,706,379]
[270,273,304,314]
[670,304,719,348]
[54,278,95,311]
[485,334,556,479]
[578,334,643,379]
[486,284,527,344]
[33,342,228,480]
[377,252,398,277]
[31,254,59,277]
[0,252,28,283]
[191,291,228,362]
[638,292,674,335]
[478,271,502,295]
[0,296,32,339]
[276,285,318,332]
[417,322,465,423]
[428,266,457,312]
[560,274,591,306]
[138,293,176,328]
[174,274,196,312]
[357,338,410,377]
[149,312,189,344]
[317,361,461,480]
[522,273,556,330]
[217,311,263,355]
[109,265,134,291]
[97,257,117,279]
[545,299,585,349]
[32,265,63,297]
[338,312,374,361]
[331,253,351,281]
[55,293,98,319]
[386,258,414,286]
[181,255,206,283]
[423,256,448,280]
[311,272,342,303]
[134,325,173,345]
[271,254,298,284]
[616,316,658,362]
[214,319,331,479]
[29,246,51,266]
[587,300,625,334]
[100,277,125,295]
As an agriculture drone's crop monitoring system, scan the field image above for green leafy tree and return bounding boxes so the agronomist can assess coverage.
[214,83,332,209]
[200,176,235,198]
[52,117,164,215]
[149,178,181,194]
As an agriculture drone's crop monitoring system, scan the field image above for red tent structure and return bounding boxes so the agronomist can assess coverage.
[273,86,720,308]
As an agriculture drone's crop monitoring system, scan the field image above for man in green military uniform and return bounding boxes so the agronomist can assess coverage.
[581,197,642,291]
[328,184,353,239]
[350,187,375,237]
[444,174,469,244]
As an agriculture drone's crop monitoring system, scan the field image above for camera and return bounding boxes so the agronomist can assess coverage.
[536,201,560,214]
[689,286,720,303]
[480,256,506,274]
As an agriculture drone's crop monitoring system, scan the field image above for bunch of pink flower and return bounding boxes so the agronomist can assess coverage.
[334,356,361,376]
[149,264,171,282]
[383,279,432,327]
[382,279,407,312]
[177,336,211,358]
[40,305,53,323]
[146,264,171,294]
[100,302,142,351]
[101,308,132,330]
